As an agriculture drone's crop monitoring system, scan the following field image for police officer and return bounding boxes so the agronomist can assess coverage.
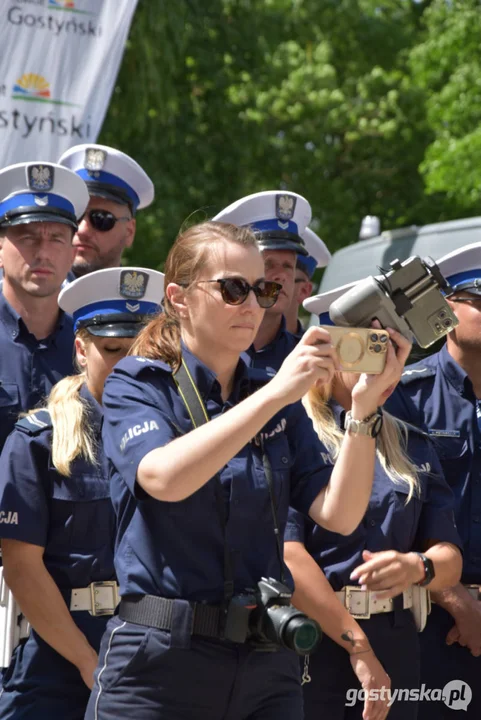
[285,226,331,338]
[58,143,154,278]
[0,266,164,719]
[213,191,312,373]
[284,284,462,720]
[386,242,481,718]
[0,161,88,452]
[85,220,407,720]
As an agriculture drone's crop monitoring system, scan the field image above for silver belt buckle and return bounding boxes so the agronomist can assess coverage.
[89,581,119,617]
[345,586,371,620]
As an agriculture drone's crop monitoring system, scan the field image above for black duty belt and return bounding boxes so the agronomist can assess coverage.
[119,595,223,638]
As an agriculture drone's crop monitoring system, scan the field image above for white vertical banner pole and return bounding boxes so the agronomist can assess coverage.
[0,0,139,166]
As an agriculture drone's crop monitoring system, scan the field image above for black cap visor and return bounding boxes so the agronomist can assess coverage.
[77,313,148,338]
[85,322,145,338]
[87,182,134,213]
[0,208,78,230]
[255,230,309,256]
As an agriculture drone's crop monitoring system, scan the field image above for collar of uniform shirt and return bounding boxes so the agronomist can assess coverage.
[439,343,475,398]
[180,339,251,407]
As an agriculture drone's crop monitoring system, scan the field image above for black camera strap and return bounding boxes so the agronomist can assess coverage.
[258,434,286,585]
[173,359,286,605]
[173,361,235,616]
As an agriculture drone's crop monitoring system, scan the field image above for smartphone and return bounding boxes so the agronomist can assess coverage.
[319,325,390,374]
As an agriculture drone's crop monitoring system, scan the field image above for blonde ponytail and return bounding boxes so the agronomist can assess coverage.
[305,385,420,502]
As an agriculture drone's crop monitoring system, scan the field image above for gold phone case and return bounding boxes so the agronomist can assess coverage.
[320,326,389,374]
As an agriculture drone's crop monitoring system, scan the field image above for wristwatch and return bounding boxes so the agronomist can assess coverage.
[414,553,435,587]
[343,409,383,438]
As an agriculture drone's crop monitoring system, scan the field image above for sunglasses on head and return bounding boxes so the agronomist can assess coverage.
[84,209,131,232]
[187,277,282,308]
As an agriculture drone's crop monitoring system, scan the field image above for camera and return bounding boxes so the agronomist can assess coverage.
[329,256,459,348]
[224,578,321,655]
[320,325,389,374]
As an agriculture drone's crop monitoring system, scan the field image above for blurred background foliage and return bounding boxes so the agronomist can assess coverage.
[99,0,481,271]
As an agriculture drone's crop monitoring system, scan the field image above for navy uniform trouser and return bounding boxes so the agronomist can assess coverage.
[0,612,109,720]
[302,607,420,720]
[418,604,481,718]
[85,615,303,720]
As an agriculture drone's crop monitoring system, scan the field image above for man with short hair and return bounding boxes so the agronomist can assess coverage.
[213,190,313,374]
[0,161,88,450]
[386,242,481,718]
[285,227,331,338]
[58,143,154,278]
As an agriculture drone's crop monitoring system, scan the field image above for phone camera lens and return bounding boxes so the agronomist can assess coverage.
[373,344,382,353]
[444,319,452,327]
[380,335,388,343]
[370,333,379,342]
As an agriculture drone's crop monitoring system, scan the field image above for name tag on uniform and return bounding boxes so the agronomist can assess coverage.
[428,429,461,438]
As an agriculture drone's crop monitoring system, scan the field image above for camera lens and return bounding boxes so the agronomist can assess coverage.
[444,319,452,327]
[284,616,321,655]
[262,605,322,655]
[372,344,382,353]
[370,333,379,342]
[380,335,388,343]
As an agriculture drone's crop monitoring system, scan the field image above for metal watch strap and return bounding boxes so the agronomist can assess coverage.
[344,410,382,437]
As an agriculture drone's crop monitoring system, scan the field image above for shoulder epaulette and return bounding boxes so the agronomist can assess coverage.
[399,364,436,386]
[15,409,52,435]
[118,356,172,379]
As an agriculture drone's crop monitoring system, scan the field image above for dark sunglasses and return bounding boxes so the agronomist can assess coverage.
[84,209,131,232]
[189,277,282,308]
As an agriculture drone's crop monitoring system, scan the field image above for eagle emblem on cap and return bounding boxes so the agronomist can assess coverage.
[28,165,54,191]
[84,148,107,173]
[120,270,149,299]
[276,194,297,221]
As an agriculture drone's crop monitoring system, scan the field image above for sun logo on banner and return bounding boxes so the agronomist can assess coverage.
[48,0,76,8]
[12,74,81,107]
[13,74,51,99]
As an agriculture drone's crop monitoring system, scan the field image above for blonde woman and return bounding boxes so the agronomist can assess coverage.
[284,296,463,720]
[0,267,164,720]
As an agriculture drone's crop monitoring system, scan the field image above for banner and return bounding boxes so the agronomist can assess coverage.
[0,0,139,167]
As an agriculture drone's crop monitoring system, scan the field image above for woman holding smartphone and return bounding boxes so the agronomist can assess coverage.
[85,220,410,720]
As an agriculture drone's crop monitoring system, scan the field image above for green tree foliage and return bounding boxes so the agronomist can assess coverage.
[98,0,476,272]
[410,0,481,210]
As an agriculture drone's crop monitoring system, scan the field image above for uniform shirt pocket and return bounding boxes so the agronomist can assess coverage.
[388,483,422,552]
[429,436,469,487]
[49,472,113,551]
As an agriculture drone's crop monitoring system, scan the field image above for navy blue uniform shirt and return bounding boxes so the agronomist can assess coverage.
[101,345,334,602]
[243,316,299,375]
[0,293,74,452]
[285,405,461,589]
[386,344,481,584]
[0,385,115,589]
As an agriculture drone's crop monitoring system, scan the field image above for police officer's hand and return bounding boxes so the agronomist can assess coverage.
[350,648,391,720]
[77,646,98,689]
[349,549,424,599]
[446,598,481,656]
[350,326,412,419]
[270,326,338,405]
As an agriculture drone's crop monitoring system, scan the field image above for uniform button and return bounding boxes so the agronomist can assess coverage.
[474,516,481,524]
[281,457,289,464]
[369,519,376,527]
[11,330,17,338]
